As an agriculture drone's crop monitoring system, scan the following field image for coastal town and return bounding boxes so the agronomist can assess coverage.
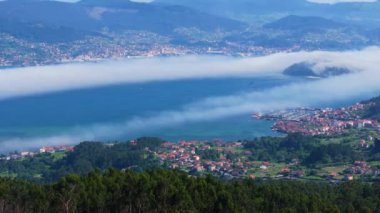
[0,28,330,68]
[1,100,380,182]
[253,102,380,136]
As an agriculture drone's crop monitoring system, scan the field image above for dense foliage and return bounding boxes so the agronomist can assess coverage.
[242,134,368,165]
[363,95,380,121]
[0,169,379,213]
[0,137,164,182]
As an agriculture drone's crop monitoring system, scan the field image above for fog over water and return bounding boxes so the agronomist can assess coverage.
[1,47,379,101]
[1,47,380,152]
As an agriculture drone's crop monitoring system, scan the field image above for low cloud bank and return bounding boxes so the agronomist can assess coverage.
[1,47,380,152]
[2,68,380,152]
[1,47,379,100]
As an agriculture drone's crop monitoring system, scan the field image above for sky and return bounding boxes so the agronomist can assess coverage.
[47,0,154,2]
[0,0,374,4]
[306,0,377,3]
[1,47,380,152]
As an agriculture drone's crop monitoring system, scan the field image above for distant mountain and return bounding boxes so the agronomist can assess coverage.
[0,17,94,43]
[155,0,380,26]
[155,0,310,15]
[283,62,351,78]
[362,95,380,121]
[264,15,346,33]
[0,0,246,42]
[224,14,372,50]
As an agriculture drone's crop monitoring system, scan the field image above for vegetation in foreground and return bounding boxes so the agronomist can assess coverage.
[0,169,380,213]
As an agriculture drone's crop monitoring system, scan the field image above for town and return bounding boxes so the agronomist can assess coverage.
[0,26,358,68]
[254,102,380,136]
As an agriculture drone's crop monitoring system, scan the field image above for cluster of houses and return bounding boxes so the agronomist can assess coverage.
[0,145,74,161]
[326,160,380,182]
[39,145,74,154]
[346,161,380,176]
[155,140,309,180]
[151,139,380,181]
[259,103,379,136]
[156,140,256,179]
[273,118,376,136]
[276,168,306,179]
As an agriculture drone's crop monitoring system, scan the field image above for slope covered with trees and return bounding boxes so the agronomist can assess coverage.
[0,169,379,212]
[0,137,164,183]
[363,95,380,121]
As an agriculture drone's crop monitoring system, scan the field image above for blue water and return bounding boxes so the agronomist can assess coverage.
[0,76,297,141]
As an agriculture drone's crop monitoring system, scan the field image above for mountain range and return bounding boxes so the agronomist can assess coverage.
[0,0,246,42]
[0,0,378,43]
[155,0,380,26]
[0,0,379,67]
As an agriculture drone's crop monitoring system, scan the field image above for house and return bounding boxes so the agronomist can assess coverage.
[162,142,174,147]
[359,140,369,148]
[129,140,137,145]
[280,168,290,173]
[208,165,216,172]
[290,158,300,165]
[244,151,253,156]
[20,152,33,157]
[354,161,367,167]
[39,146,55,154]
[194,165,204,172]
[292,170,305,177]
[344,175,354,181]
[327,172,338,180]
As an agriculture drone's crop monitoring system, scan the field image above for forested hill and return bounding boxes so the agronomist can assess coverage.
[363,95,380,121]
[0,137,165,182]
[0,169,379,212]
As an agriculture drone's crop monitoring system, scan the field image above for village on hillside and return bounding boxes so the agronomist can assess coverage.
[3,136,380,183]
[153,139,380,182]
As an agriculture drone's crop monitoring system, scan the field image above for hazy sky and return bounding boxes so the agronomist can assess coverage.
[1,0,375,4]
[307,0,377,3]
[46,0,154,2]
